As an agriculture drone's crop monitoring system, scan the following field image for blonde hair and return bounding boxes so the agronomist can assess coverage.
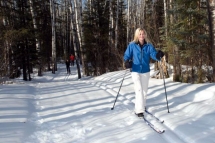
[133,28,149,43]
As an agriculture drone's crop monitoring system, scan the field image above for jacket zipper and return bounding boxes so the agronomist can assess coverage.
[138,44,143,73]
[141,47,143,72]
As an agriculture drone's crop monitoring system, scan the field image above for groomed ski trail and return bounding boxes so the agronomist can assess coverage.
[84,73,187,143]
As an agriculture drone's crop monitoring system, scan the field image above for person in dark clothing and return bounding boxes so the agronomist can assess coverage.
[65,59,71,74]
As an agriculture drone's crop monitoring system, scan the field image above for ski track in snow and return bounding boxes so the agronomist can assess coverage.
[84,78,188,143]
[23,68,126,143]
[24,73,147,142]
[83,71,215,143]
[3,64,215,143]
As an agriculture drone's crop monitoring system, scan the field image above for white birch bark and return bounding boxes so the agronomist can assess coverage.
[69,0,81,78]
[126,0,130,44]
[161,0,169,77]
[109,0,114,49]
[29,0,40,52]
[132,1,137,33]
[137,0,140,27]
[142,0,145,27]
[115,0,119,49]
[68,1,77,59]
[73,0,82,49]
[135,1,137,30]
[163,0,168,37]
[79,0,83,46]
[89,0,92,18]
[50,0,57,73]
[73,0,86,76]
[29,0,42,76]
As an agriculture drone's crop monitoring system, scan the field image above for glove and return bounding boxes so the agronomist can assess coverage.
[124,60,132,69]
[156,50,164,60]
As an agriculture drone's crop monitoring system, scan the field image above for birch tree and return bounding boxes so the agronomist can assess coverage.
[126,0,130,44]
[163,0,168,37]
[50,0,57,74]
[115,0,119,49]
[69,0,81,78]
[29,0,42,76]
[109,0,114,49]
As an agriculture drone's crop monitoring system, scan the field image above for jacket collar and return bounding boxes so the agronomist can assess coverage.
[135,40,147,47]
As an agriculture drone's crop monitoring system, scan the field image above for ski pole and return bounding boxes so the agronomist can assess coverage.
[159,60,170,113]
[111,69,128,110]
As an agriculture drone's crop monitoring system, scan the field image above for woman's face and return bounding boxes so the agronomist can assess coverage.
[138,30,145,42]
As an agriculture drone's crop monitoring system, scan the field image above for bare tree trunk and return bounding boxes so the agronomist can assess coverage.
[207,0,215,82]
[1,1,9,81]
[132,1,137,31]
[69,0,81,79]
[160,0,169,78]
[108,0,114,70]
[73,0,85,75]
[20,0,28,80]
[29,0,42,76]
[6,41,11,79]
[109,0,114,47]
[164,0,168,37]
[50,0,57,74]
[73,0,81,49]
[63,0,70,57]
[78,0,85,72]
[126,0,130,44]
[140,0,145,27]
[115,0,119,49]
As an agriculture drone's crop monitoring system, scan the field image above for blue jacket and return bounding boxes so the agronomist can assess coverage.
[124,41,159,73]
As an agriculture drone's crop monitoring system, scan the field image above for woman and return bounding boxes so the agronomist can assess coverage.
[124,28,164,118]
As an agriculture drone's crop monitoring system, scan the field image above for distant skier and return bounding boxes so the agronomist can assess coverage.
[124,28,164,118]
[70,54,75,66]
[65,59,71,74]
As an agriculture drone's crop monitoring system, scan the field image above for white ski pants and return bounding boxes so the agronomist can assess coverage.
[131,72,150,114]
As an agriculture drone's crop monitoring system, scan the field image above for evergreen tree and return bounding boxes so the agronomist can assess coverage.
[162,0,209,83]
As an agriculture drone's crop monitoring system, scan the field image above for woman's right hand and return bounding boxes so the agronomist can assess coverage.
[124,60,132,69]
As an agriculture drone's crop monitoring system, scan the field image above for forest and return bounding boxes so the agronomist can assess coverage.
[0,0,215,83]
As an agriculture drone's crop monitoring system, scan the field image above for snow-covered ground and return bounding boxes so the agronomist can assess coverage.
[0,63,215,143]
